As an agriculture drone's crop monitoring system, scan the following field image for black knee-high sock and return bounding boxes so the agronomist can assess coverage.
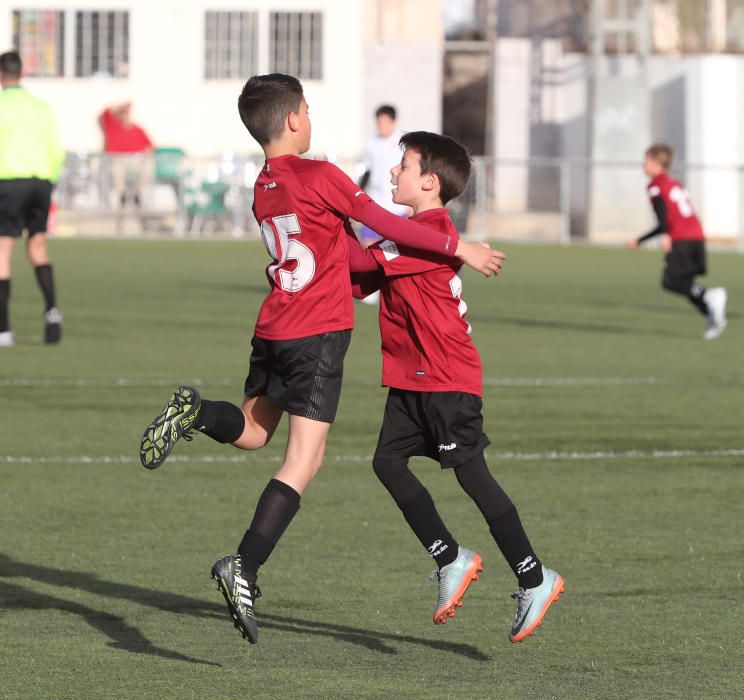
[454,454,543,589]
[238,479,301,577]
[688,283,708,316]
[34,264,56,311]
[0,279,9,332]
[194,399,246,444]
[373,456,458,568]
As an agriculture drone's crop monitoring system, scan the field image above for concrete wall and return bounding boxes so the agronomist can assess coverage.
[491,38,744,241]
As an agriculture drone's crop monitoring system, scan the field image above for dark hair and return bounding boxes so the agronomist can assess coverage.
[375,104,396,120]
[399,131,471,204]
[646,143,673,169]
[0,51,22,78]
[237,74,304,146]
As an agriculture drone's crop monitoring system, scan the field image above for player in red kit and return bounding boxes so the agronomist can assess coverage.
[137,74,504,645]
[628,143,727,339]
[347,132,564,643]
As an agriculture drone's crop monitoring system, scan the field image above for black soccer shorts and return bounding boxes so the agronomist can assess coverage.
[664,240,707,281]
[0,178,53,238]
[243,329,352,424]
[374,388,491,469]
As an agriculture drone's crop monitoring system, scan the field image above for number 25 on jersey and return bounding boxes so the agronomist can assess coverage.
[260,214,316,293]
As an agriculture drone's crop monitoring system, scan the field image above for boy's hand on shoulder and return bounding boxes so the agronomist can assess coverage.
[455,240,506,277]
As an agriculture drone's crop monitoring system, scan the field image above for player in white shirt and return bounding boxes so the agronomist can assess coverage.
[359,105,410,246]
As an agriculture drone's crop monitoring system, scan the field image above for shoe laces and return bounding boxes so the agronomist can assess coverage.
[428,569,441,582]
[511,588,528,618]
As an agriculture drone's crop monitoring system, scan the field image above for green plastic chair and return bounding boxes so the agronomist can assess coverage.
[185,180,231,234]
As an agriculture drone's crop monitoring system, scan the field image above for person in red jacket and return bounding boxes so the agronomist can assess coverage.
[99,102,153,208]
[628,143,727,339]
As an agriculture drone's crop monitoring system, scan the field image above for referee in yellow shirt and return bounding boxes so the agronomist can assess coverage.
[0,50,65,346]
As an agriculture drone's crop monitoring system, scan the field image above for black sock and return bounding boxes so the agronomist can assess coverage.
[238,479,301,577]
[399,489,459,569]
[34,264,56,311]
[689,284,708,316]
[194,399,245,444]
[455,454,543,589]
[372,456,458,568]
[0,279,9,332]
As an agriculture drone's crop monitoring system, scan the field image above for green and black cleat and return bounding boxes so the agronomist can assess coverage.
[211,554,261,644]
[139,385,201,469]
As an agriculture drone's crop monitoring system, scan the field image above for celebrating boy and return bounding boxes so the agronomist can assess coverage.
[347,131,564,643]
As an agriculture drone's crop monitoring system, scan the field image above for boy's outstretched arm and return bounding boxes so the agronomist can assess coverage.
[629,197,667,248]
[345,225,383,298]
[356,200,505,277]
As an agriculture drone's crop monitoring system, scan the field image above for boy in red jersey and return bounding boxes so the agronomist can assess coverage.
[347,132,563,643]
[628,143,727,339]
[137,75,504,645]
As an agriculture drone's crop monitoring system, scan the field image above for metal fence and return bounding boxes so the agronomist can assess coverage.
[56,151,261,237]
[55,152,744,248]
[462,157,744,248]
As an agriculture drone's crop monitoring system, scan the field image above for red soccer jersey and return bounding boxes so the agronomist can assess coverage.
[370,208,483,396]
[648,172,704,241]
[252,155,373,340]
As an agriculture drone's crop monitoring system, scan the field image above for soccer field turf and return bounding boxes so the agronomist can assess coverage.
[1,239,742,698]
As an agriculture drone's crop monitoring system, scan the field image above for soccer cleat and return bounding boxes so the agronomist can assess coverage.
[431,546,483,624]
[211,554,260,644]
[44,307,63,344]
[139,385,200,469]
[509,566,564,643]
[0,331,14,347]
[702,287,727,340]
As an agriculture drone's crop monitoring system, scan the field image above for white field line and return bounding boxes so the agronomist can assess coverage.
[3,447,744,466]
[0,376,665,389]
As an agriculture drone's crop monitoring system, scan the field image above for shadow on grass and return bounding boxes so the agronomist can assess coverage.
[0,553,489,661]
[0,580,219,667]
[261,612,490,661]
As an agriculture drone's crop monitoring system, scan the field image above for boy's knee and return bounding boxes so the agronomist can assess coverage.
[372,455,408,485]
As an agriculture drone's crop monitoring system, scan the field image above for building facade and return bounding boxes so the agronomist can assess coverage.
[1,0,443,159]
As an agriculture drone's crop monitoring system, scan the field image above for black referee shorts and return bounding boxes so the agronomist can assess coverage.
[374,388,491,469]
[244,330,351,424]
[664,240,706,282]
[0,178,53,238]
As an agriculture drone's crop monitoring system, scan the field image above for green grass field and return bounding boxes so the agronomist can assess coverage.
[1,239,742,699]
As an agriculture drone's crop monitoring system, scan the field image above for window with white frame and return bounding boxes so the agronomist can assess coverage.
[204,11,258,80]
[269,12,323,80]
[12,9,65,77]
[74,10,129,78]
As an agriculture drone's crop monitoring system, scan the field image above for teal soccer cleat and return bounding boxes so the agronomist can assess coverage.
[509,566,564,642]
[139,385,200,469]
[431,546,483,624]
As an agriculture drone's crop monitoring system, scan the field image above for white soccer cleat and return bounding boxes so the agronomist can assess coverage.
[0,330,14,347]
[703,287,727,340]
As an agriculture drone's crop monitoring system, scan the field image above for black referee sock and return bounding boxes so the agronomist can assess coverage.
[238,479,301,577]
[399,489,459,569]
[194,399,245,444]
[0,279,9,332]
[34,264,56,311]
